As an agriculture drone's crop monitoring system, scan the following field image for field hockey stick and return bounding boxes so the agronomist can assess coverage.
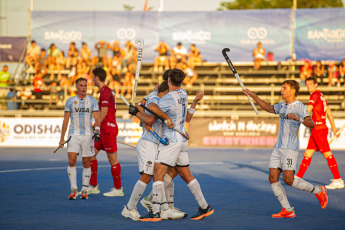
[53,136,72,153]
[222,48,259,115]
[117,140,136,148]
[132,38,144,105]
[329,124,345,144]
[120,95,169,145]
[138,103,190,140]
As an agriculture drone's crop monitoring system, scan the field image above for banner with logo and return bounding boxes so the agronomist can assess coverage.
[0,37,27,62]
[299,119,345,150]
[188,118,279,148]
[295,8,345,61]
[0,118,142,147]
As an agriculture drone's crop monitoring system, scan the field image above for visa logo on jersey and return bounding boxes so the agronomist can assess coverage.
[74,108,90,113]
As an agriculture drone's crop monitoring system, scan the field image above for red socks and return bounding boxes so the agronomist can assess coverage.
[296,157,312,178]
[327,155,341,179]
[111,163,122,189]
[90,159,98,186]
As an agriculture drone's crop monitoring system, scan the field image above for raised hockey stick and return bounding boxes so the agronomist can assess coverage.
[117,140,136,148]
[138,103,190,140]
[53,136,72,153]
[329,124,345,144]
[132,38,144,105]
[222,48,259,115]
[120,95,169,145]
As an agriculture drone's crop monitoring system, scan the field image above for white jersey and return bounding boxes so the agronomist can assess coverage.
[65,95,99,136]
[273,100,310,152]
[141,95,163,145]
[159,88,188,143]
[144,91,158,101]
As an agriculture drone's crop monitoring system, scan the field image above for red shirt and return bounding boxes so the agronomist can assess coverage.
[99,85,117,133]
[308,90,328,130]
[33,76,44,92]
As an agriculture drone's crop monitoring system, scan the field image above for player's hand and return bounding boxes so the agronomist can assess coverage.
[92,130,100,142]
[59,139,65,147]
[165,117,174,129]
[194,90,204,103]
[153,83,160,92]
[129,105,139,116]
[242,88,254,97]
[333,129,340,138]
[143,123,151,131]
[286,113,299,121]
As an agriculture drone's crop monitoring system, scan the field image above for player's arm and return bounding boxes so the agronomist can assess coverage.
[100,106,108,125]
[307,104,313,114]
[186,90,203,122]
[287,113,315,128]
[243,88,274,114]
[93,111,100,128]
[149,103,174,128]
[59,111,70,146]
[326,106,339,136]
[135,112,158,126]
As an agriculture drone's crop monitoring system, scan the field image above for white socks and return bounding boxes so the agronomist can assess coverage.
[187,179,208,209]
[271,181,292,211]
[82,167,91,191]
[292,177,321,194]
[67,166,77,190]
[152,181,167,214]
[127,180,147,210]
[163,174,175,209]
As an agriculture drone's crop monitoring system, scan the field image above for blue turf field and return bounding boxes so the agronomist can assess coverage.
[0,147,345,229]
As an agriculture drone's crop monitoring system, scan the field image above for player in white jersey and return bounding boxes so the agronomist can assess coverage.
[59,78,100,200]
[135,68,213,222]
[243,79,328,218]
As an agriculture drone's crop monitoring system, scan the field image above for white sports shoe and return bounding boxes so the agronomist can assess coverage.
[161,208,186,220]
[325,179,345,189]
[88,184,100,194]
[103,187,124,197]
[140,196,152,212]
[121,205,141,221]
[172,207,188,218]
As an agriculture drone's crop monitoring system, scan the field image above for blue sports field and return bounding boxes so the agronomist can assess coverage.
[0,146,344,229]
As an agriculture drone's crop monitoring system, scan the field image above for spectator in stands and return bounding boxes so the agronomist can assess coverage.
[337,58,345,87]
[66,42,78,69]
[107,65,122,95]
[81,42,91,65]
[35,48,48,74]
[76,61,90,80]
[25,40,40,71]
[253,41,266,70]
[111,40,124,59]
[47,43,60,80]
[121,47,137,97]
[188,44,202,69]
[92,40,110,67]
[0,65,11,104]
[56,51,66,80]
[178,62,198,87]
[122,40,134,71]
[153,41,170,72]
[313,60,325,85]
[109,41,123,74]
[327,60,338,87]
[5,87,19,110]
[58,74,70,105]
[170,42,188,69]
[67,49,80,84]
[32,71,45,100]
[299,60,313,82]
[48,81,59,105]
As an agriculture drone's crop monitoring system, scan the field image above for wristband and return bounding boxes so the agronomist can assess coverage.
[299,118,304,123]
[188,108,195,114]
[95,127,100,131]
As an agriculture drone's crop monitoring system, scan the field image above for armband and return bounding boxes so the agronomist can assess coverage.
[188,108,195,114]
[94,126,100,132]
[299,118,304,123]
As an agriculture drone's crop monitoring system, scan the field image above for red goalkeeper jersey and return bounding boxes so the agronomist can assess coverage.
[308,90,328,130]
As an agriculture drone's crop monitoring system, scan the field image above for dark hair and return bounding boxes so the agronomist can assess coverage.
[31,40,36,44]
[177,42,182,46]
[158,80,169,93]
[76,77,87,85]
[168,68,185,86]
[41,48,46,52]
[82,42,86,45]
[283,80,300,96]
[92,67,107,82]
[162,69,172,81]
[305,76,317,84]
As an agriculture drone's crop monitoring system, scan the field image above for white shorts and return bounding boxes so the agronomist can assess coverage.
[67,135,95,157]
[156,142,189,167]
[269,148,299,171]
[136,139,158,175]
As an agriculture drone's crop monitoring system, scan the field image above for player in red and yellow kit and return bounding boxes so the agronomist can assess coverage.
[296,77,344,189]
[88,67,124,196]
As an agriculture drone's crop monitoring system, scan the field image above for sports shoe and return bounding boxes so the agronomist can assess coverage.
[68,189,79,200]
[139,212,161,222]
[103,187,124,197]
[121,205,141,221]
[271,208,296,218]
[80,190,88,199]
[140,196,152,212]
[325,179,345,189]
[161,208,186,220]
[172,207,188,218]
[315,186,328,209]
[88,184,100,194]
[190,205,214,220]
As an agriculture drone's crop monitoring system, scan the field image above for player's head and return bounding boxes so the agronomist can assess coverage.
[281,80,299,99]
[75,78,87,97]
[168,68,185,87]
[92,67,107,86]
[305,76,318,94]
[162,69,172,81]
[158,80,169,94]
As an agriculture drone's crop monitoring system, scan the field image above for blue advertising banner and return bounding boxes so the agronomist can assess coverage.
[0,37,27,62]
[295,8,345,61]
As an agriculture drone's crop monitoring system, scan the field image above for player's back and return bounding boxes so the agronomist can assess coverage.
[309,90,328,129]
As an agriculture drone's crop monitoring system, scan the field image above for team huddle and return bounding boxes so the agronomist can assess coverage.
[59,66,343,221]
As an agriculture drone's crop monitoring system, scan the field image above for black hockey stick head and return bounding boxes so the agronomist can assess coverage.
[222,48,237,74]
[222,48,230,56]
